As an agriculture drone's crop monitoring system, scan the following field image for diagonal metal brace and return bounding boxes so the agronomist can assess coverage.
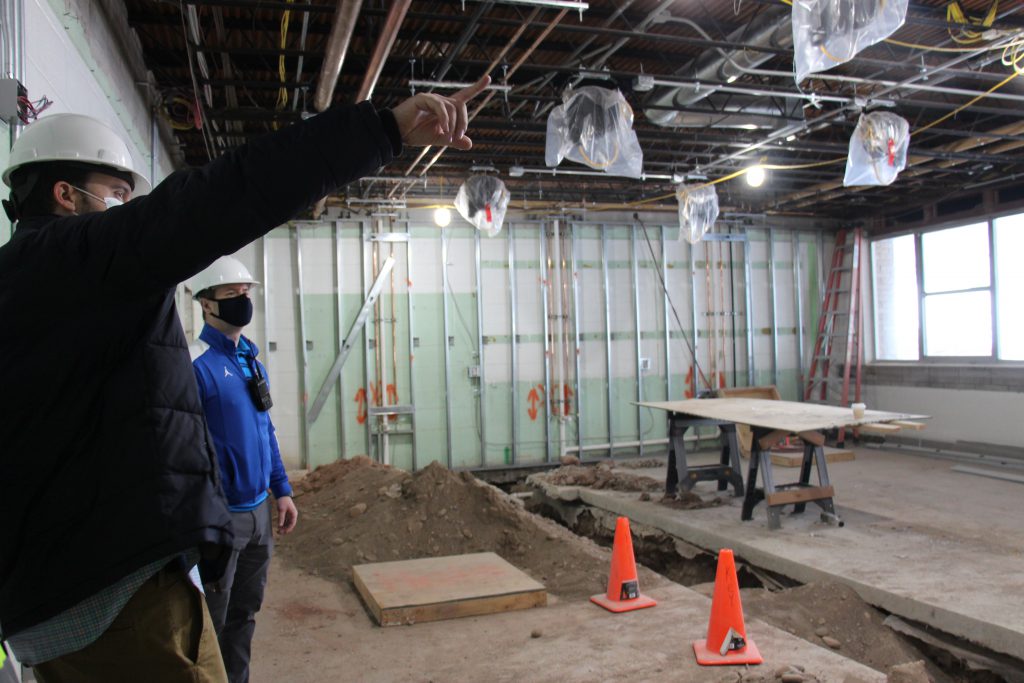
[308,255,395,424]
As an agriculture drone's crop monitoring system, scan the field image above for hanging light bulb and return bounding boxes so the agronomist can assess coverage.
[433,207,452,227]
[745,165,766,188]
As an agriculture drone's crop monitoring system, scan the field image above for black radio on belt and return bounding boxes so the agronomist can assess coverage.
[246,358,274,412]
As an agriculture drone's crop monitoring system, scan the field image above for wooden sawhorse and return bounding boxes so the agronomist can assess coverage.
[741,427,844,530]
[664,413,745,498]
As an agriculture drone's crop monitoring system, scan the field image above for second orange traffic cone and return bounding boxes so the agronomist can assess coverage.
[693,548,762,666]
[590,516,657,613]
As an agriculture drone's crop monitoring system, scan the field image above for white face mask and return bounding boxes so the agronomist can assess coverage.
[71,185,124,210]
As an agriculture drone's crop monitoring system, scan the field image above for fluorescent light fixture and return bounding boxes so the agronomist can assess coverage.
[785,134,797,142]
[738,123,758,130]
[745,165,766,188]
[726,75,738,84]
[433,207,452,227]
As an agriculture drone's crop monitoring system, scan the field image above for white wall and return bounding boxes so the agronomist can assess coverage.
[863,385,1024,449]
[0,0,178,246]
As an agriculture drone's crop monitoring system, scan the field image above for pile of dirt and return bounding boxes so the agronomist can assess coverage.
[278,457,617,599]
[539,463,663,492]
[616,458,665,469]
[742,582,952,682]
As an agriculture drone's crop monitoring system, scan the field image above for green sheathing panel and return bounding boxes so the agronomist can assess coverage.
[285,220,814,471]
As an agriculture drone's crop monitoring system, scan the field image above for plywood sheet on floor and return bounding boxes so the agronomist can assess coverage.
[353,552,546,625]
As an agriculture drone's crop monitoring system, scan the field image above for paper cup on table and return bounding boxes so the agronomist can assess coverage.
[851,402,866,419]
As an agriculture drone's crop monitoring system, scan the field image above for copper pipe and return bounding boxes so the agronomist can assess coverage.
[314,0,363,112]
[405,6,546,178]
[357,0,411,102]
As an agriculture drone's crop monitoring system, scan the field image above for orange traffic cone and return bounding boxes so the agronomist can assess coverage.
[693,549,762,665]
[590,516,657,613]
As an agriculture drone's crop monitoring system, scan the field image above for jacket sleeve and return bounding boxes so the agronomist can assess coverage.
[192,362,209,403]
[54,102,401,291]
[267,416,292,499]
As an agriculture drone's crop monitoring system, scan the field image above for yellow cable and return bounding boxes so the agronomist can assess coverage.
[275,0,293,119]
[912,68,1020,135]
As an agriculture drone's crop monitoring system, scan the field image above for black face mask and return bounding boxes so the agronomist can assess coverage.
[213,294,253,327]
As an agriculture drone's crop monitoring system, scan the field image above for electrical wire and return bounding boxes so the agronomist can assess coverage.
[16,94,52,124]
[275,0,293,115]
[633,213,713,393]
[178,1,215,161]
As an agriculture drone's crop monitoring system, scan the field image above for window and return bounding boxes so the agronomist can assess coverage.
[871,213,1024,362]
[921,222,991,357]
[994,214,1024,360]
[871,235,919,360]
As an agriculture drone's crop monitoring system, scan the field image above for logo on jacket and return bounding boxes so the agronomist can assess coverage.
[224,367,234,378]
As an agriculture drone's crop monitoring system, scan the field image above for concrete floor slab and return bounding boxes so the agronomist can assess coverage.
[528,447,1024,662]
[253,556,885,683]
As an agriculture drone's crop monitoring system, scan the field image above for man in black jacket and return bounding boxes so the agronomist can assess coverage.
[0,75,489,682]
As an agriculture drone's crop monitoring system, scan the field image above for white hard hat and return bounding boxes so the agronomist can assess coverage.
[189,256,260,298]
[2,113,151,194]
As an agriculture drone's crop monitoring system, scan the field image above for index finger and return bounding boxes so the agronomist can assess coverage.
[453,74,491,104]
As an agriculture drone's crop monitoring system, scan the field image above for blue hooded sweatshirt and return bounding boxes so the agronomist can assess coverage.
[192,324,292,511]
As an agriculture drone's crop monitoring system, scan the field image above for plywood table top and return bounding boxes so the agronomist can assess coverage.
[637,398,928,434]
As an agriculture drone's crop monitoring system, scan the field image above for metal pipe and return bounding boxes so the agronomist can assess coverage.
[291,227,310,469]
[441,228,454,466]
[793,231,805,400]
[509,223,519,465]
[313,0,363,112]
[357,0,411,101]
[289,8,311,113]
[743,230,755,386]
[361,220,372,459]
[432,1,492,83]
[474,228,486,467]
[570,223,582,456]
[602,225,614,454]
[689,235,698,396]
[631,225,643,456]
[662,225,670,399]
[540,222,552,462]
[699,34,1024,176]
[564,438,672,454]
[261,235,271,374]
[415,8,568,177]
[551,218,566,458]
[334,221,347,458]
[405,220,417,470]
[768,227,778,389]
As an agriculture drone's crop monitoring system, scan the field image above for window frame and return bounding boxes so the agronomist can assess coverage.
[870,210,1023,365]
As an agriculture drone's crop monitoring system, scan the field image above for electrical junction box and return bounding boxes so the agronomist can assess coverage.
[0,79,20,121]
[633,74,655,92]
[467,365,481,379]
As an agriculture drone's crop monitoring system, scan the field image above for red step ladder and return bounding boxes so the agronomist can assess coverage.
[804,229,864,442]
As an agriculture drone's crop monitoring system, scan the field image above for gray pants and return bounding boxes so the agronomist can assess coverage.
[202,498,273,683]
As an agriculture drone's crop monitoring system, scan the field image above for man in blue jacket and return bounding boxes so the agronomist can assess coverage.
[188,255,297,683]
[0,74,489,681]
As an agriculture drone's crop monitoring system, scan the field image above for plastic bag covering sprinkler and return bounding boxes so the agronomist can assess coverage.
[545,86,643,179]
[792,0,908,83]
[843,111,910,187]
[677,184,719,244]
[454,175,511,237]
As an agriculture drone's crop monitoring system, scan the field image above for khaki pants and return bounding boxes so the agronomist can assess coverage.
[34,564,227,683]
